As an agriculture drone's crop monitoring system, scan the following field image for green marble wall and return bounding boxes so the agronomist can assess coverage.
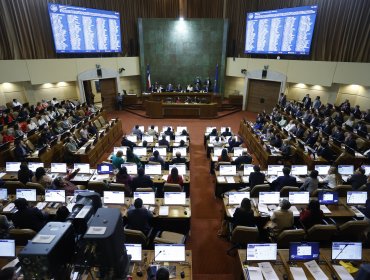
[138,18,228,94]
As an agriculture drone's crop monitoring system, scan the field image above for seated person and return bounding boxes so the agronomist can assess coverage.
[171,151,187,164]
[12,98,22,108]
[51,168,80,196]
[79,125,90,143]
[27,119,38,131]
[249,165,266,188]
[305,131,319,147]
[0,214,11,239]
[270,134,282,148]
[14,139,31,161]
[12,198,47,232]
[322,166,342,189]
[121,135,137,150]
[51,122,64,135]
[331,126,345,142]
[18,162,33,185]
[64,137,78,163]
[221,127,232,137]
[180,129,189,136]
[13,124,24,138]
[316,140,334,161]
[61,116,72,130]
[126,148,142,168]
[158,135,170,148]
[156,267,170,280]
[111,150,125,169]
[231,198,255,229]
[147,125,158,138]
[344,132,357,150]
[280,139,292,158]
[268,199,294,237]
[232,150,252,169]
[166,167,183,187]
[2,129,15,143]
[278,116,288,127]
[299,200,324,229]
[132,125,143,140]
[218,148,231,162]
[87,121,98,136]
[115,166,132,194]
[164,127,174,140]
[127,198,153,235]
[208,128,218,138]
[347,167,367,190]
[32,167,52,188]
[228,136,242,152]
[149,150,165,168]
[178,139,188,148]
[213,136,225,148]
[131,168,154,192]
[285,120,297,133]
[354,121,368,135]
[299,170,319,195]
[271,167,297,191]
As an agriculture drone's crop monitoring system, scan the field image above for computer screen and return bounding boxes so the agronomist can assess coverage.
[74,163,90,174]
[175,135,188,143]
[126,244,142,262]
[267,165,284,175]
[315,165,331,175]
[45,190,66,203]
[176,126,187,133]
[164,192,186,205]
[162,126,173,133]
[51,163,67,173]
[154,244,186,262]
[172,147,187,157]
[246,243,277,261]
[145,164,162,175]
[0,239,16,257]
[5,162,21,172]
[361,165,370,176]
[289,242,320,261]
[169,164,187,176]
[243,164,254,176]
[28,162,44,172]
[291,165,308,176]
[121,163,138,175]
[113,146,128,155]
[133,192,155,205]
[137,126,145,132]
[228,192,250,205]
[133,147,147,156]
[97,163,113,174]
[206,127,216,133]
[233,147,245,157]
[16,189,37,201]
[213,147,223,157]
[332,242,362,261]
[153,147,167,157]
[74,190,94,201]
[289,192,309,204]
[126,135,137,142]
[103,191,125,204]
[220,127,231,133]
[346,191,367,205]
[219,165,237,176]
[142,135,154,143]
[259,192,280,204]
[338,165,354,175]
[0,188,8,200]
[318,191,339,204]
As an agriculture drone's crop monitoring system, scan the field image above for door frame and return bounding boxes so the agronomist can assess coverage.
[77,68,121,103]
[241,69,287,111]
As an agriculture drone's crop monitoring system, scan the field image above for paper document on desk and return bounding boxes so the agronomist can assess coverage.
[3,203,15,212]
[290,267,307,280]
[242,176,249,183]
[95,174,110,180]
[36,202,47,210]
[332,265,354,280]
[290,206,300,216]
[225,176,235,183]
[258,204,270,215]
[350,206,365,218]
[159,206,169,216]
[0,172,5,178]
[227,207,237,217]
[162,175,168,181]
[258,262,279,280]
[320,205,331,214]
[304,260,328,280]
[212,156,218,161]
[244,266,263,280]
[217,176,226,183]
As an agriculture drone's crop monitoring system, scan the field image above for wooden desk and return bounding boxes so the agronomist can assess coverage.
[145,101,218,118]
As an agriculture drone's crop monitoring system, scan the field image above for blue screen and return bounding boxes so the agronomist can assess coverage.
[97,163,113,174]
[48,4,122,53]
[245,5,318,55]
[289,242,319,261]
[318,191,339,205]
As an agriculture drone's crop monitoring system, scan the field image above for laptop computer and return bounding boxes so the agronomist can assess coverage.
[16,189,37,202]
[259,192,280,204]
[45,189,66,203]
[50,163,67,174]
[133,147,147,157]
[243,164,254,176]
[5,162,21,172]
[213,147,223,157]
[168,164,186,176]
[289,242,320,261]
[0,239,16,258]
[74,163,90,174]
[164,192,186,205]
[267,165,284,176]
[133,192,155,205]
[346,191,367,205]
[113,146,128,156]
[0,188,8,200]
[228,192,250,205]
[361,165,370,176]
[219,165,237,176]
[28,162,44,172]
[97,163,113,174]
[315,165,331,175]
[246,243,277,261]
[172,147,187,157]
[291,165,308,176]
[126,244,142,262]
[154,244,186,262]
[121,163,138,175]
[331,242,362,261]
[145,164,162,175]
[153,147,167,157]
[318,191,339,205]
[233,147,245,157]
[103,191,125,205]
[338,165,354,175]
[289,192,309,204]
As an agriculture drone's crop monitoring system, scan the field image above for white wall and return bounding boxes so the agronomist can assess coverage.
[120,76,142,95]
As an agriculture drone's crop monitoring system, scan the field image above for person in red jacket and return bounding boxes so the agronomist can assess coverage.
[299,200,324,229]
[2,129,15,143]
[167,167,184,187]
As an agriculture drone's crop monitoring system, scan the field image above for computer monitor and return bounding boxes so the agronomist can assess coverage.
[74,163,90,174]
[346,191,367,205]
[126,135,137,142]
[164,192,186,205]
[338,165,354,175]
[125,244,142,262]
[103,191,125,205]
[45,189,66,203]
[243,164,254,176]
[206,126,216,133]
[0,188,8,200]
[318,191,339,205]
[176,126,187,133]
[213,147,223,157]
[121,163,138,175]
[113,146,128,155]
[144,164,162,175]
[142,135,154,143]
[289,192,309,204]
[219,165,237,176]
[315,165,331,175]
[259,192,280,204]
[332,242,362,261]
[289,242,320,261]
[361,165,370,176]
[169,164,187,176]
[228,192,250,205]
[246,243,277,261]
[133,147,147,156]
[267,165,284,176]
[50,163,67,173]
[233,147,245,157]
[5,162,21,172]
[28,162,44,172]
[291,165,308,176]
[133,192,155,205]
[175,135,187,143]
[16,189,37,201]
[154,244,185,262]
[172,147,187,157]
[0,239,16,257]
[162,126,173,133]
[153,147,167,157]
[97,163,113,174]
[220,127,231,133]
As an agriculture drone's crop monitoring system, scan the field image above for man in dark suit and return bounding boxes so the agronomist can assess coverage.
[320,120,332,135]
[121,135,137,150]
[305,131,319,147]
[270,134,283,148]
[228,136,242,152]
[280,139,292,158]
[295,124,305,139]
[331,126,345,142]
[233,151,252,169]
[14,139,31,161]
[278,93,287,108]
[12,198,46,232]
[131,168,154,192]
[347,167,367,190]
[164,127,174,140]
[221,127,232,137]
[354,121,368,135]
[158,135,170,148]
[309,114,320,127]
[171,152,187,164]
[249,165,266,189]
[316,140,334,161]
[271,167,297,191]
[302,94,311,109]
[344,133,357,151]
[127,198,153,235]
[353,105,362,119]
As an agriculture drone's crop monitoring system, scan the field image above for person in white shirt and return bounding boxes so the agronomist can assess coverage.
[12,99,22,108]
[323,166,343,189]
[186,84,193,92]
[37,116,46,127]
[343,115,355,128]
[27,119,38,131]
[79,125,89,141]
[51,98,59,106]
[285,120,297,132]
[42,112,51,122]
[278,116,288,127]
[213,136,225,147]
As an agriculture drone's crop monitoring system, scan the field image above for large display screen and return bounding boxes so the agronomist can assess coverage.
[48,4,121,53]
[245,5,318,55]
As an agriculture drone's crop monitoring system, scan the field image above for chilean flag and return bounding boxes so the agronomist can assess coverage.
[146,64,151,91]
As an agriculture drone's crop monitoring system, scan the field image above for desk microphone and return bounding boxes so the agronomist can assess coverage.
[151,250,162,264]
